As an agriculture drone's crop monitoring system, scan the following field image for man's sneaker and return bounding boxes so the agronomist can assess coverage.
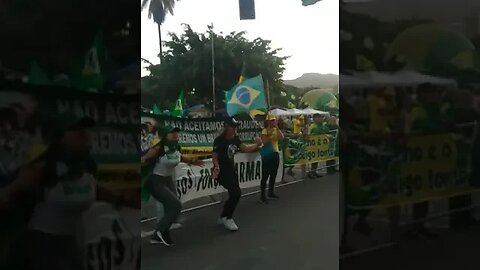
[223,218,239,231]
[259,197,269,204]
[170,223,183,230]
[217,217,227,225]
[150,231,173,246]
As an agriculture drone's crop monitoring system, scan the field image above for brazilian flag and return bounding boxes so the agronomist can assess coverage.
[302,0,321,6]
[225,75,268,117]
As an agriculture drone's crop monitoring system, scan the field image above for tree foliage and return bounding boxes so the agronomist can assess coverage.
[0,0,138,76]
[142,24,288,110]
[141,0,178,62]
[340,4,433,73]
[141,0,177,25]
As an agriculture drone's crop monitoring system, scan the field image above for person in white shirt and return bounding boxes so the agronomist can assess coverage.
[1,111,138,270]
[142,126,203,246]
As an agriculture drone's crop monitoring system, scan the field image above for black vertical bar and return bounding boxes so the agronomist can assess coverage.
[239,0,256,20]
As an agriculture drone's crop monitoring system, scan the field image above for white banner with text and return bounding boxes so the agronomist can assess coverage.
[174,153,284,203]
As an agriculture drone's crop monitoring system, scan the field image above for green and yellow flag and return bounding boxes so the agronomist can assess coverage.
[170,91,185,117]
[238,61,247,83]
[153,104,162,115]
[356,54,375,71]
[71,31,105,91]
[302,0,321,6]
[249,108,267,117]
[225,75,267,116]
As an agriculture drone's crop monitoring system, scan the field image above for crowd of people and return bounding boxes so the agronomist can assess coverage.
[1,110,140,270]
[279,113,338,178]
[140,112,339,247]
[339,82,480,253]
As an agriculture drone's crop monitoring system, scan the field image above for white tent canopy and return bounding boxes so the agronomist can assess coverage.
[339,74,371,87]
[275,108,330,117]
[341,70,457,88]
[302,108,329,115]
[286,108,305,115]
[269,108,290,116]
[394,70,456,86]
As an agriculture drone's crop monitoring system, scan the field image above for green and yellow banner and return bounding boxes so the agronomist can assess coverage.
[0,83,139,269]
[0,84,140,191]
[283,132,338,165]
[347,130,480,209]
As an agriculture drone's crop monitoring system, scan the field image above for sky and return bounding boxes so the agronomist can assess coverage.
[141,0,339,80]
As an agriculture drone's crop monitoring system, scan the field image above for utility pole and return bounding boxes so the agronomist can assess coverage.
[210,23,216,115]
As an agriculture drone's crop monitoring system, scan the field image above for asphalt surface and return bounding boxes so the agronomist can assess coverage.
[141,173,340,270]
[341,226,480,270]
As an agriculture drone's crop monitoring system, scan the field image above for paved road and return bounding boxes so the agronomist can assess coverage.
[141,174,339,270]
[341,226,480,270]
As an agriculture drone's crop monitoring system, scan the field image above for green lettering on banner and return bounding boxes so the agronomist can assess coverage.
[3,87,140,180]
[283,133,338,166]
[1,87,141,270]
[348,130,479,209]
[145,114,262,149]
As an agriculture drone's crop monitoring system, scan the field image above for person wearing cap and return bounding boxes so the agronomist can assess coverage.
[406,82,453,239]
[141,125,203,246]
[292,115,304,135]
[259,114,284,203]
[1,110,139,270]
[212,118,262,231]
[308,113,330,178]
[367,88,395,134]
[285,115,304,177]
[141,120,160,155]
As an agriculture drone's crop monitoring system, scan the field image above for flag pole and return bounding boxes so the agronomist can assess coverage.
[266,79,271,111]
[210,23,216,116]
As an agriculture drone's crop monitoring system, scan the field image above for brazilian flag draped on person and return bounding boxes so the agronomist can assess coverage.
[170,90,185,117]
[71,31,105,91]
[225,75,268,116]
[302,0,321,6]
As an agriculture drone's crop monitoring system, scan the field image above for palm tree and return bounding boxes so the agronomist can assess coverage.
[141,0,177,62]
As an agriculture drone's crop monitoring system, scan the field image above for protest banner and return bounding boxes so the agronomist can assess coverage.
[0,84,140,191]
[171,152,283,203]
[142,114,263,157]
[0,84,140,270]
[347,129,480,209]
[80,203,141,270]
[283,131,338,166]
